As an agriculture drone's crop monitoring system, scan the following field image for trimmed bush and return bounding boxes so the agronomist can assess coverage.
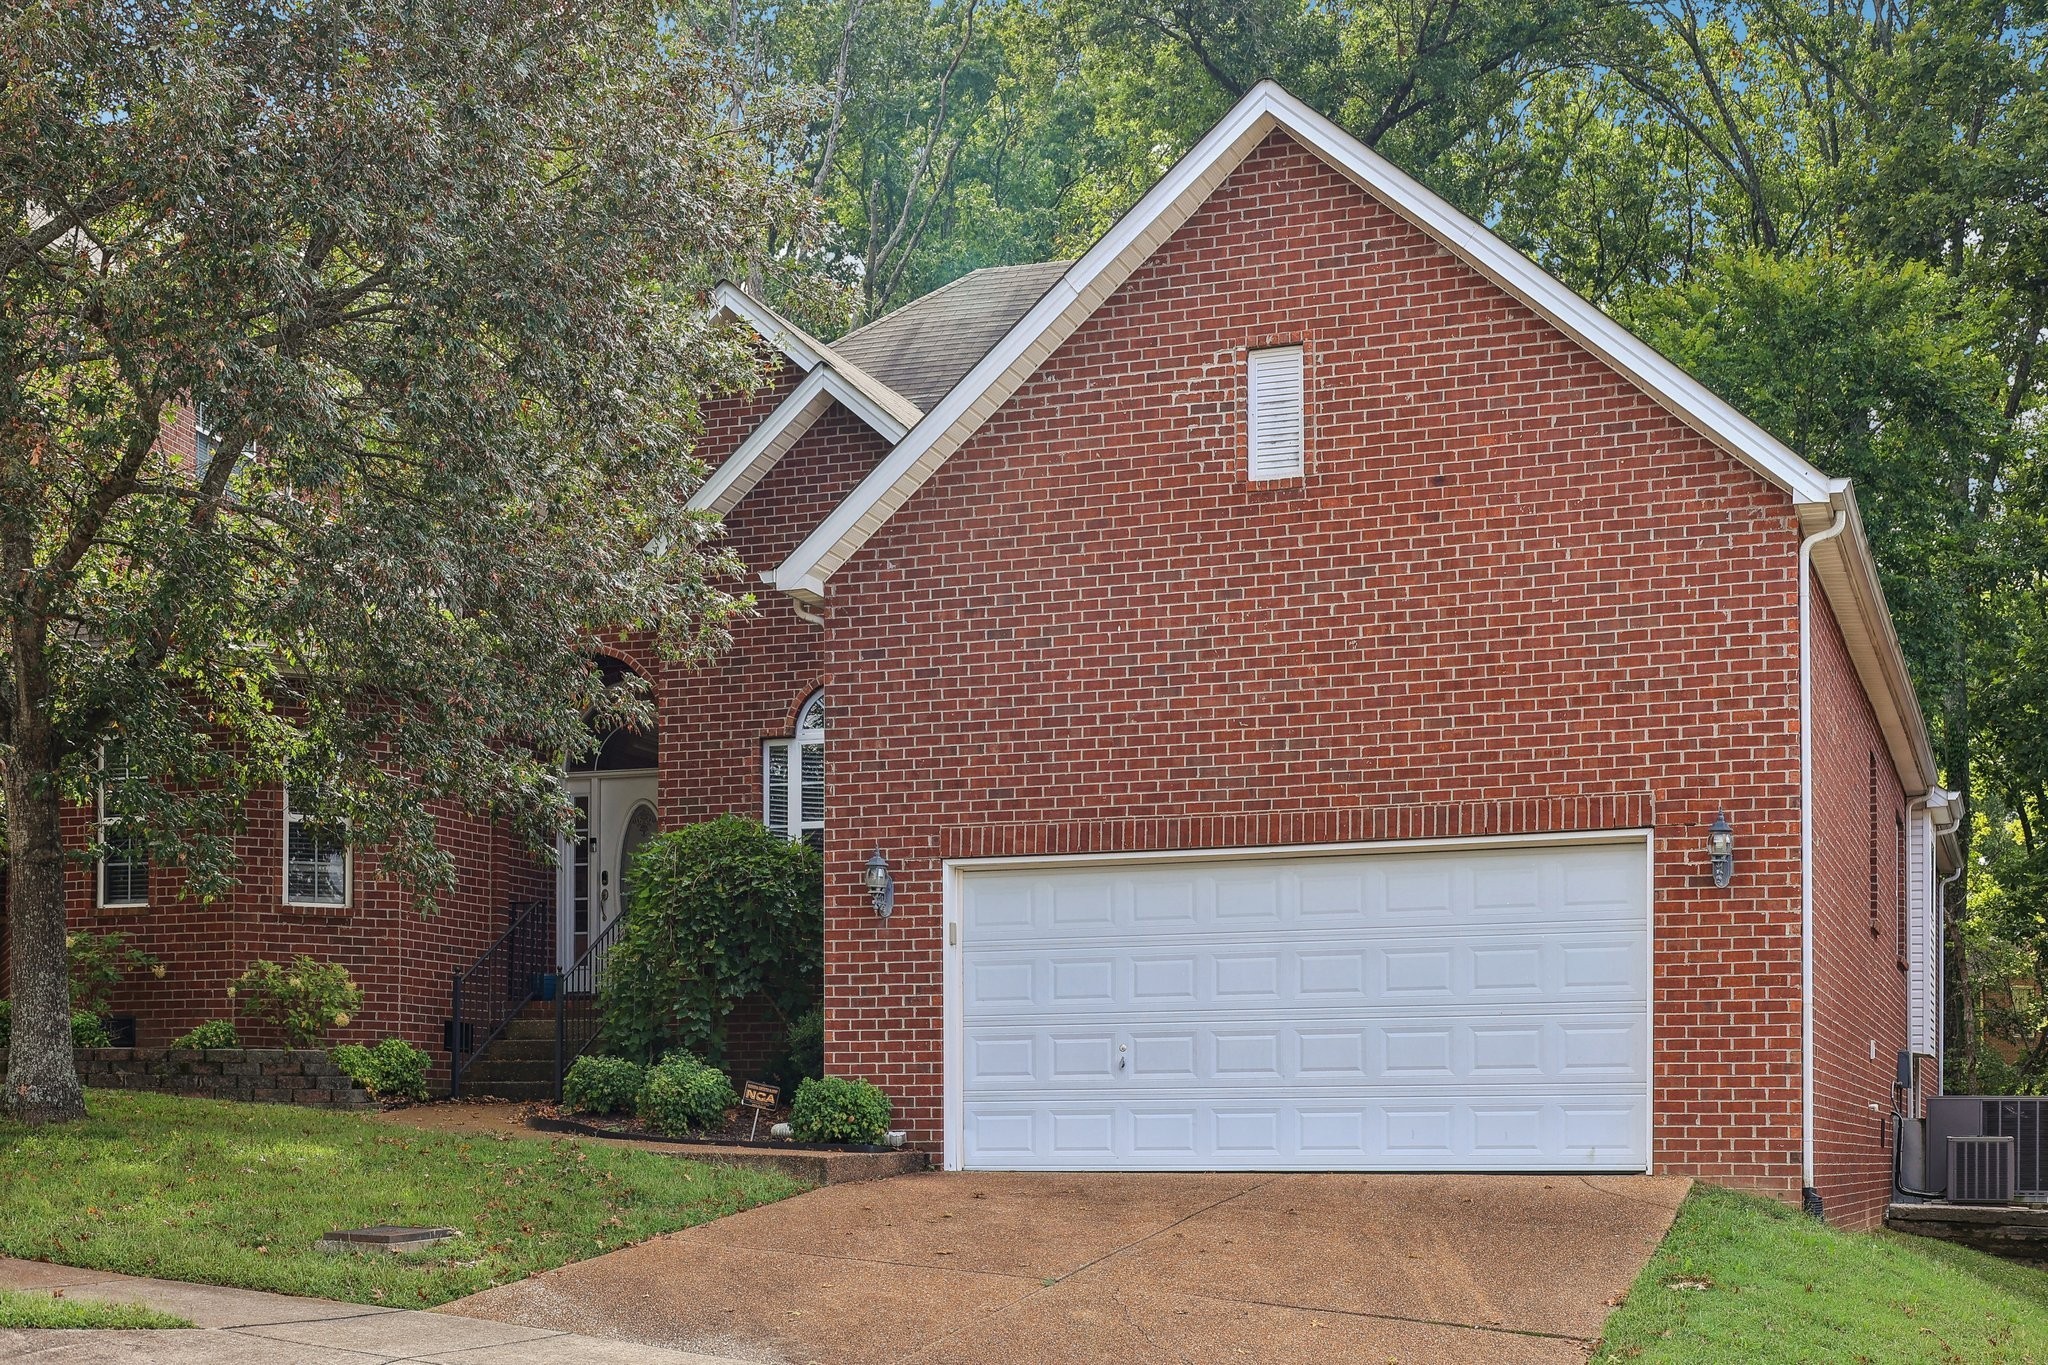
[71,1012,112,1048]
[786,1005,824,1081]
[789,1076,891,1145]
[171,1020,241,1050]
[232,956,363,1046]
[601,816,821,1065]
[331,1038,431,1102]
[562,1055,646,1115]
[0,1004,112,1051]
[636,1052,737,1135]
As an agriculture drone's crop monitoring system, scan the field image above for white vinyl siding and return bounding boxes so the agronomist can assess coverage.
[1906,812,1941,1056]
[952,839,1651,1172]
[764,692,824,851]
[1247,345,1305,480]
[284,785,350,908]
[96,743,149,909]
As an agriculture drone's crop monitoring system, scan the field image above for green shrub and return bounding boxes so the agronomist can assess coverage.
[786,1005,824,1081]
[171,1020,240,1050]
[330,1038,430,1102]
[67,931,162,1014]
[231,956,363,1046]
[601,816,822,1065]
[71,1012,112,1048]
[562,1055,645,1115]
[0,1003,112,1051]
[789,1076,891,1145]
[635,1052,737,1135]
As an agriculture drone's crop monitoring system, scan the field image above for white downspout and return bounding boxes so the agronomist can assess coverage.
[791,599,825,628]
[1799,507,1848,1208]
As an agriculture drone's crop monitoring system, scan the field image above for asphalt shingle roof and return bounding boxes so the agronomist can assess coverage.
[830,260,1072,412]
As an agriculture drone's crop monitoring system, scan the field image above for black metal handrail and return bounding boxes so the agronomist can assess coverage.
[450,898,553,1098]
[553,910,628,1100]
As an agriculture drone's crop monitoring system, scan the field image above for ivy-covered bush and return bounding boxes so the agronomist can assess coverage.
[789,1076,891,1145]
[231,956,363,1046]
[601,816,822,1064]
[171,1020,241,1049]
[786,1005,824,1081]
[636,1052,737,1135]
[0,1003,113,1051]
[562,1055,645,1115]
[331,1038,431,1102]
[67,931,163,1014]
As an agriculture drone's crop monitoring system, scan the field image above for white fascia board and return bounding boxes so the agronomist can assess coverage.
[1803,482,1940,795]
[687,366,912,518]
[709,282,827,373]
[772,80,1838,599]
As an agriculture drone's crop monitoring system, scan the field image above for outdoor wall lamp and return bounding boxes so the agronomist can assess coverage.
[865,849,896,919]
[1708,812,1735,888]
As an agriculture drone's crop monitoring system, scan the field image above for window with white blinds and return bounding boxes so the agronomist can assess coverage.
[97,741,149,909]
[1247,345,1305,480]
[764,691,824,851]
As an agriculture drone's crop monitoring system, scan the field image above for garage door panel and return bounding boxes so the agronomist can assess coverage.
[959,845,1647,946]
[965,1014,1645,1091]
[958,841,1649,1172]
[961,1094,1652,1171]
[962,936,1645,1015]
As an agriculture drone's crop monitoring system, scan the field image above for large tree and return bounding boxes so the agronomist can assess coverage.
[1,0,820,1122]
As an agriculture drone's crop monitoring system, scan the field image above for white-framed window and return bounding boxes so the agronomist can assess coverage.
[1247,344,1305,480]
[283,785,350,908]
[96,742,149,909]
[763,691,824,851]
[193,404,220,482]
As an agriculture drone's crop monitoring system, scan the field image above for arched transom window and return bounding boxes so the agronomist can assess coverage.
[764,691,823,850]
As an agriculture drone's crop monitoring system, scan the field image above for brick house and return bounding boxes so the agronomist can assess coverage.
[42,83,1955,1227]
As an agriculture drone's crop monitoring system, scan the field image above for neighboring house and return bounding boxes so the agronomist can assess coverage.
[40,82,1955,1230]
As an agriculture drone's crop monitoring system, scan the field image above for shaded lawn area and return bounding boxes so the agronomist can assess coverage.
[0,1286,190,1329]
[0,1089,806,1308]
[1595,1183,2048,1363]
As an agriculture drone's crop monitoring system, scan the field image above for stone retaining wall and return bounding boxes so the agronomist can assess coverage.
[75,1047,371,1109]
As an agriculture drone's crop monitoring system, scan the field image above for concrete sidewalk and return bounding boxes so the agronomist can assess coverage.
[0,1257,744,1364]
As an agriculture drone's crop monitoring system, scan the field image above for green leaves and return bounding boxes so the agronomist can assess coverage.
[598,816,822,1066]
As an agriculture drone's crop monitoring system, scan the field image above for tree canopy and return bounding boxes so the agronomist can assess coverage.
[0,0,820,1121]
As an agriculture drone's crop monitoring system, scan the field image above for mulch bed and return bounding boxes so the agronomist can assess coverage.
[530,1102,896,1153]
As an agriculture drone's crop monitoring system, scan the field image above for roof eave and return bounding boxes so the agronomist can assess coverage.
[1801,483,1940,795]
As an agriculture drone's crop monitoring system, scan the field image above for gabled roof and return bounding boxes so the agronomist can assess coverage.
[759,79,1939,795]
[831,261,1072,410]
[696,284,922,514]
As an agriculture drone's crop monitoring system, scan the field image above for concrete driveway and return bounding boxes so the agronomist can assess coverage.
[444,1171,1689,1364]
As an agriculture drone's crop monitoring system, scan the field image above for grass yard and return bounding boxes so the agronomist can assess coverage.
[1595,1183,2048,1363]
[0,1286,190,1329]
[0,1089,806,1308]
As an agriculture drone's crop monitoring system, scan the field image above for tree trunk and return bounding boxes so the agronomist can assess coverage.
[3,680,86,1124]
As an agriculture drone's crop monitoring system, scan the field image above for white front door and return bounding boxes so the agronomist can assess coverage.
[559,773,658,969]
[948,837,1651,1172]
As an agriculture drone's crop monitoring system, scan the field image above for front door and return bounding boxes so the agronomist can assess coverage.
[559,773,658,969]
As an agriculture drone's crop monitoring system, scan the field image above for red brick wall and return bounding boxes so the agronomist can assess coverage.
[59,783,542,1083]
[660,402,895,828]
[818,131,1813,1200]
[1810,592,1912,1227]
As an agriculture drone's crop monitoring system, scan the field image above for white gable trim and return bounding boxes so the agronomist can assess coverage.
[770,80,1837,601]
[688,364,913,516]
[710,283,826,374]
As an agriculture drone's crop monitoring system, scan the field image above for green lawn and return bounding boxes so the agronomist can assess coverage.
[0,1089,806,1308]
[1595,1184,2048,1363]
[0,1286,190,1329]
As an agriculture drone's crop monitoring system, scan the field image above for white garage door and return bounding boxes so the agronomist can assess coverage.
[953,840,1649,1172]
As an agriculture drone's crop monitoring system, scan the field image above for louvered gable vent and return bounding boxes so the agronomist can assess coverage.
[1247,346,1305,480]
